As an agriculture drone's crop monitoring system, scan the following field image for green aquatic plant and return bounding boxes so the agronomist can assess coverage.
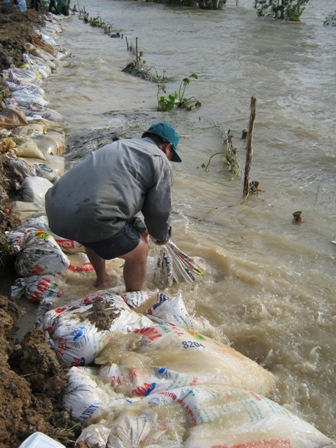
[89,15,105,27]
[255,0,309,21]
[324,11,336,26]
[122,38,170,83]
[157,73,201,112]
[202,130,239,178]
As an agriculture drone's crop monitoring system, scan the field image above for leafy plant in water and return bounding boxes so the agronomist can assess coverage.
[89,15,105,27]
[122,37,170,83]
[157,73,201,112]
[254,0,309,21]
[324,11,336,26]
[202,130,239,178]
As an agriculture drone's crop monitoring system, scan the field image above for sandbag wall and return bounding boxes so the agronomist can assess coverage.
[1,15,95,303]
[0,16,68,222]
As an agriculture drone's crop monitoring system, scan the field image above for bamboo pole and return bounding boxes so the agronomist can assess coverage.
[243,96,257,197]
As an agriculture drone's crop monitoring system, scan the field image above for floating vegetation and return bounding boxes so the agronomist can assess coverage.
[122,37,170,83]
[88,15,105,28]
[163,0,226,9]
[78,6,121,38]
[324,11,336,26]
[202,130,239,178]
[157,73,201,111]
[254,0,309,21]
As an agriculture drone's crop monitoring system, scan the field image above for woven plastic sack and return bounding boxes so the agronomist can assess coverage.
[0,107,29,129]
[7,227,70,277]
[43,293,153,367]
[21,176,53,207]
[11,274,62,302]
[96,323,276,398]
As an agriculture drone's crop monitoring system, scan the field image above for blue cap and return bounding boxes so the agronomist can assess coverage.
[146,122,181,162]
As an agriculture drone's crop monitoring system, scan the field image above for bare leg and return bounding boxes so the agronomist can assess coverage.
[85,247,112,289]
[120,235,149,292]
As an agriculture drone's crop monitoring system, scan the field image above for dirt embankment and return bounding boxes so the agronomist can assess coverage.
[0,4,80,447]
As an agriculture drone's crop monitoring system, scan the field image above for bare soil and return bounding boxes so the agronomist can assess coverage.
[0,4,81,447]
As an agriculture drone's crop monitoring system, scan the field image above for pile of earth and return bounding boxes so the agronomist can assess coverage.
[0,4,81,447]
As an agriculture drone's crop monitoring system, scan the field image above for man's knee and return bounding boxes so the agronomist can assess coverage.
[121,237,148,263]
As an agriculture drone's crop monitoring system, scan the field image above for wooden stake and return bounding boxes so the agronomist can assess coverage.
[243,96,257,197]
[135,37,139,67]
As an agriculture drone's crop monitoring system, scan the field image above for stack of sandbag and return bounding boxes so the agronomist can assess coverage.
[6,224,70,302]
[74,383,336,448]
[41,289,216,366]
[0,16,69,222]
[6,215,95,302]
[49,290,335,447]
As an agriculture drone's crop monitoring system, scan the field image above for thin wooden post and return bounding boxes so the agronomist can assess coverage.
[243,96,257,197]
[135,37,139,68]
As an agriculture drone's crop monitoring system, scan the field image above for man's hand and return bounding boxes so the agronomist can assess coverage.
[150,236,168,246]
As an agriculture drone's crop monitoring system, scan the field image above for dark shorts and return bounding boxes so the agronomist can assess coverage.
[80,222,140,260]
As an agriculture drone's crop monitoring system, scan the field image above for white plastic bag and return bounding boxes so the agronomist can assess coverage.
[43,293,153,366]
[11,274,62,302]
[7,227,70,277]
[96,322,276,398]
[21,176,53,207]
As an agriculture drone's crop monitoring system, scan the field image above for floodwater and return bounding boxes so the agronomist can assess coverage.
[34,0,336,440]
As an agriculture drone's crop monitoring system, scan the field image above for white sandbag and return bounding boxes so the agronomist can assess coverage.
[3,66,43,85]
[6,80,45,97]
[62,366,136,424]
[106,413,154,448]
[25,116,65,132]
[39,31,58,47]
[116,290,157,308]
[43,293,153,367]
[44,154,65,176]
[6,157,37,178]
[68,252,94,272]
[96,323,276,397]
[22,53,52,79]
[27,44,59,68]
[21,176,53,208]
[105,405,186,448]
[51,234,85,254]
[31,131,66,156]
[64,366,334,448]
[146,291,194,328]
[13,122,47,138]
[10,201,45,221]
[75,424,110,448]
[35,163,61,183]
[26,105,64,122]
[11,274,62,302]
[106,385,335,448]
[23,44,57,70]
[15,138,46,160]
[11,90,48,108]
[16,214,49,231]
[7,227,70,277]
[62,367,108,424]
[180,386,335,448]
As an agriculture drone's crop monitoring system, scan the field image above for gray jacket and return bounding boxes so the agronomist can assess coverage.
[45,137,173,243]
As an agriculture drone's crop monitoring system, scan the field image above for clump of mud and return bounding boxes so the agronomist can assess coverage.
[0,295,81,447]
